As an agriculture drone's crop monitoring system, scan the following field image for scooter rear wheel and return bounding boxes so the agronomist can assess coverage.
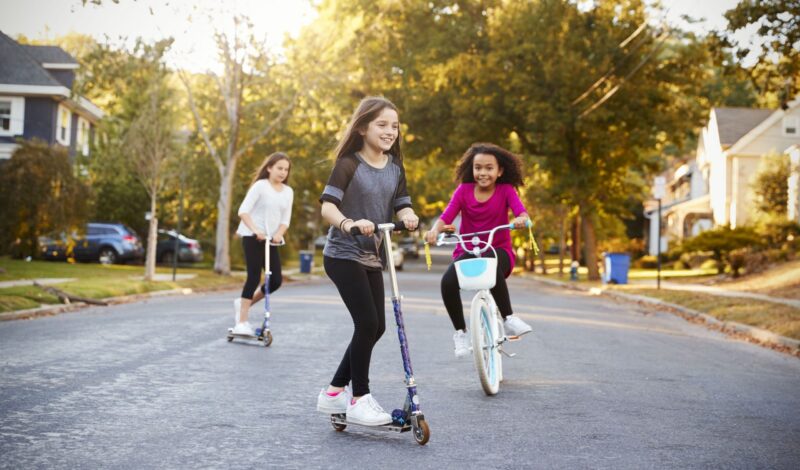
[331,422,347,432]
[413,418,430,445]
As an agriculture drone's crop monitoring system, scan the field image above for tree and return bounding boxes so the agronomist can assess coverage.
[180,17,299,275]
[753,153,791,216]
[0,140,91,258]
[713,0,800,105]
[125,78,178,280]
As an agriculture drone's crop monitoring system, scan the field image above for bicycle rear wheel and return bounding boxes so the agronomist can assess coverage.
[470,293,501,395]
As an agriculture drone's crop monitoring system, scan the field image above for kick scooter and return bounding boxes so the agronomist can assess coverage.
[227,237,285,347]
[328,221,431,445]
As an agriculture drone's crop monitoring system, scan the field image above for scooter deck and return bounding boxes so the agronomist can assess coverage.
[330,414,411,433]
[226,328,271,345]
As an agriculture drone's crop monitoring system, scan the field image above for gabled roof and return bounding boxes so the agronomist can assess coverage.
[713,107,774,146]
[22,45,78,65]
[0,30,64,87]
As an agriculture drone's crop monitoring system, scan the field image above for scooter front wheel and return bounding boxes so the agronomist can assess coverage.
[413,418,430,445]
[263,330,273,347]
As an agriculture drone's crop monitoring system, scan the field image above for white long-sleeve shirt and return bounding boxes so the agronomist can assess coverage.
[236,180,294,237]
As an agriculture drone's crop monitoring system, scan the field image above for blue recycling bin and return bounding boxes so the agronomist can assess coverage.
[299,250,313,274]
[604,253,630,284]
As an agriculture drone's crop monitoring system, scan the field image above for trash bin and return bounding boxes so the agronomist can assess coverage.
[603,253,630,284]
[299,250,313,274]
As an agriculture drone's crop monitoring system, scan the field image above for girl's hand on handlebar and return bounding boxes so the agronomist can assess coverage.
[511,216,529,229]
[400,212,419,231]
[255,231,268,241]
[424,229,438,245]
[271,234,284,244]
[351,219,375,236]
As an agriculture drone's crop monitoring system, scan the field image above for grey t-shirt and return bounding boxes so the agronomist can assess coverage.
[319,153,412,269]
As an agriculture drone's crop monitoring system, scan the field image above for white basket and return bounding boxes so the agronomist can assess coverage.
[455,257,497,290]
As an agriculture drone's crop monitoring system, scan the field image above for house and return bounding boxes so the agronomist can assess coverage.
[645,100,800,255]
[0,31,103,160]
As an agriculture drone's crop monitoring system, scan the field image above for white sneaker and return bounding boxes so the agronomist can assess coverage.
[316,387,350,414]
[504,315,532,337]
[231,321,255,336]
[346,394,392,426]
[453,330,471,358]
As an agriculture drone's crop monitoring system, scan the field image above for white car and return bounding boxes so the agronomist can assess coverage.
[390,242,404,271]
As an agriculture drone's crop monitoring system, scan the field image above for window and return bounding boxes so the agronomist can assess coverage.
[76,117,90,156]
[0,97,25,136]
[56,105,71,145]
[784,116,799,136]
[0,101,10,131]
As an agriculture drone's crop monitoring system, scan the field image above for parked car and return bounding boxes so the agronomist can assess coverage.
[38,233,70,261]
[155,230,203,264]
[40,223,144,264]
[399,236,420,259]
[383,242,404,271]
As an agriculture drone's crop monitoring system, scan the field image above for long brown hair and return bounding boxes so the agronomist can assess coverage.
[454,143,524,187]
[252,152,291,185]
[333,96,402,161]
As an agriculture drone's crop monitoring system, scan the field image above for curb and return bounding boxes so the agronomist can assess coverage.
[0,272,327,322]
[523,274,800,355]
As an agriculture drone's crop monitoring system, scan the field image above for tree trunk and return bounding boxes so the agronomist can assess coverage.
[558,207,566,276]
[214,164,237,275]
[144,196,158,281]
[571,214,581,264]
[580,209,600,281]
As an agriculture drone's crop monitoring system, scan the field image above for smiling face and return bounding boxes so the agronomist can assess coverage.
[360,107,399,154]
[472,153,504,189]
[268,158,290,184]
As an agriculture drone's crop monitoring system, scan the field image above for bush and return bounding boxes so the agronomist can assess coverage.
[0,140,91,258]
[679,225,763,274]
[634,255,659,269]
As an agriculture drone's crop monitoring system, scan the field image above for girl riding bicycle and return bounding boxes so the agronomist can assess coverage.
[315,96,419,426]
[424,143,532,358]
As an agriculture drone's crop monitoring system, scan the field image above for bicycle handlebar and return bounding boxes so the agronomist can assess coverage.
[436,220,532,255]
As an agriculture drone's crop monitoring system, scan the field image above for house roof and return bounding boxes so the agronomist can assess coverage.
[713,107,774,146]
[0,31,64,87]
[22,45,78,65]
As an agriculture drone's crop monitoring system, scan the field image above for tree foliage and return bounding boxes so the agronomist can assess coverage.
[0,141,91,258]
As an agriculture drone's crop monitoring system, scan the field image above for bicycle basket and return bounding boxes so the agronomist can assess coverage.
[455,257,497,290]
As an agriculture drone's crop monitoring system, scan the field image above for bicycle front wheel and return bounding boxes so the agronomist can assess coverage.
[470,293,501,395]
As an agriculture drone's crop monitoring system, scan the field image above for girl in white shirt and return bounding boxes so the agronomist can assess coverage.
[233,152,294,335]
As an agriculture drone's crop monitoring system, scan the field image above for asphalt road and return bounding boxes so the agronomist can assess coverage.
[1,254,799,469]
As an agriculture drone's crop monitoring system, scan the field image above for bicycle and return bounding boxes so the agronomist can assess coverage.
[427,221,535,395]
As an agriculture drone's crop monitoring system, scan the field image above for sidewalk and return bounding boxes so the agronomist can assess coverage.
[521,273,800,354]
[0,278,75,288]
[626,279,800,308]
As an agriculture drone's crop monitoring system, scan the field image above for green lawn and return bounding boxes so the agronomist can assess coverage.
[626,288,800,341]
[0,257,244,313]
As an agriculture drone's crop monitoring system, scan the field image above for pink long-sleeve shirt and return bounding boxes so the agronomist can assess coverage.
[440,183,527,274]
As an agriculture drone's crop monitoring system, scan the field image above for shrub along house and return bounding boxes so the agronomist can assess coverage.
[0,31,103,161]
[645,100,800,255]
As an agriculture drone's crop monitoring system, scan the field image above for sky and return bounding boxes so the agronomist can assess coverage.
[0,0,746,72]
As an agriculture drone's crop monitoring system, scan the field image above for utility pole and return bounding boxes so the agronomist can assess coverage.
[653,176,666,290]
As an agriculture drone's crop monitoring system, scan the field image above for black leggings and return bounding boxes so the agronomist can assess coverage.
[324,256,385,397]
[441,249,513,331]
[240,236,282,299]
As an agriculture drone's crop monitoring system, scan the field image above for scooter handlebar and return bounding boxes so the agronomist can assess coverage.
[349,220,412,236]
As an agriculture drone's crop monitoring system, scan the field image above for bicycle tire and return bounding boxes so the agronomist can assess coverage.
[470,293,501,395]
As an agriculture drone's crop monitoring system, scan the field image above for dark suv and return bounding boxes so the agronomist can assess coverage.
[40,223,144,264]
[155,229,203,264]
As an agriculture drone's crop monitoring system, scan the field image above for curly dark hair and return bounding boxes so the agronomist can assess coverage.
[454,143,525,187]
